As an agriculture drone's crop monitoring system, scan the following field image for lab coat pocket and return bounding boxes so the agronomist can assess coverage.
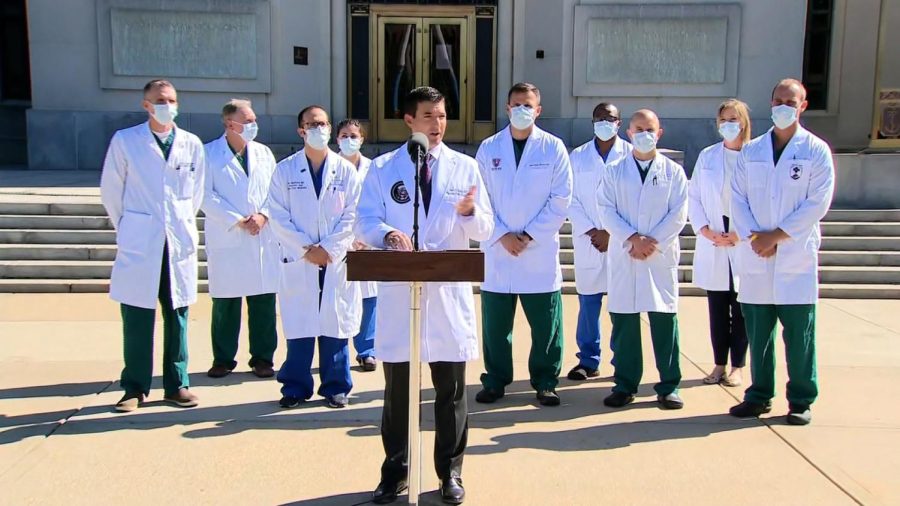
[776,235,818,274]
[737,241,767,275]
[176,163,197,200]
[116,210,152,257]
[279,259,308,296]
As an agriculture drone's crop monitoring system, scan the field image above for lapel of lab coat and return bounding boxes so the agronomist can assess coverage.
[246,141,270,210]
[636,153,667,233]
[143,121,177,169]
[708,142,726,199]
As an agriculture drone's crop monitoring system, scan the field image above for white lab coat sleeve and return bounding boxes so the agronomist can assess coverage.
[457,167,494,242]
[730,150,761,240]
[597,169,638,243]
[192,146,206,216]
[777,146,835,238]
[265,166,316,257]
[648,167,689,245]
[568,184,596,236]
[475,143,511,245]
[201,161,244,227]
[354,165,396,248]
[523,144,573,243]
[319,169,361,262]
[687,152,710,232]
[100,133,127,229]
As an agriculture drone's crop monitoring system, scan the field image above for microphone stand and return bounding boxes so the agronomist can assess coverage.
[408,144,423,504]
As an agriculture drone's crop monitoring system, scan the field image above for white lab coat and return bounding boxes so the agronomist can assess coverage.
[688,142,741,292]
[568,137,632,295]
[351,155,378,300]
[730,127,835,305]
[355,143,494,363]
[598,153,689,314]
[100,122,205,310]
[266,150,362,340]
[201,135,281,298]
[476,126,573,294]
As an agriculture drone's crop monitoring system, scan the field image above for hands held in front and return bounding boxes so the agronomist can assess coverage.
[750,229,789,258]
[303,245,331,267]
[383,231,414,251]
[500,232,531,257]
[700,226,739,248]
[587,228,610,253]
[238,213,268,236]
[627,233,658,260]
[455,185,477,217]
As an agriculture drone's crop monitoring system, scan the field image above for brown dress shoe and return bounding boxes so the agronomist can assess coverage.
[252,363,275,378]
[164,388,199,408]
[115,392,145,413]
[207,364,232,378]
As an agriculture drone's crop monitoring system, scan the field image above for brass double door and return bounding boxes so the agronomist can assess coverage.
[374,13,473,143]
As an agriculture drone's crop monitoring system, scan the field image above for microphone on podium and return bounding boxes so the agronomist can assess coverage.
[407,132,429,252]
[407,132,429,163]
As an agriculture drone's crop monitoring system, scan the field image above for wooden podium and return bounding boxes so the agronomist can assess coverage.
[347,249,484,505]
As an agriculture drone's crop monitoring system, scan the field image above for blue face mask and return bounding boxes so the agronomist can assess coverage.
[631,131,658,154]
[771,105,798,129]
[593,121,619,142]
[718,121,742,142]
[509,105,535,130]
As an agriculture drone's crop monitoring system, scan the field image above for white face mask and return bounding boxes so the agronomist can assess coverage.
[238,121,258,143]
[593,120,619,142]
[631,131,658,154]
[718,121,742,142]
[509,105,536,130]
[151,103,178,125]
[339,137,362,156]
[304,126,331,150]
[771,105,798,130]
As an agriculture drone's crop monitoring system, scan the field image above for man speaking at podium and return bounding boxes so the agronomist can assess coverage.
[355,86,494,504]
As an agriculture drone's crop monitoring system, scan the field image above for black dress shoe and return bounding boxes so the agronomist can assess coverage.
[657,392,684,410]
[603,391,635,408]
[373,480,408,504]
[440,476,465,504]
[536,389,560,406]
[279,395,302,409]
[729,400,772,418]
[567,365,600,381]
[787,404,812,425]
[475,387,504,403]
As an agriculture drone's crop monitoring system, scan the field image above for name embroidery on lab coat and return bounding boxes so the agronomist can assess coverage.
[391,181,411,203]
[287,181,308,191]
[446,187,469,198]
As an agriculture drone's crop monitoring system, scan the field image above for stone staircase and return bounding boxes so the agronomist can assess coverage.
[2,195,900,298]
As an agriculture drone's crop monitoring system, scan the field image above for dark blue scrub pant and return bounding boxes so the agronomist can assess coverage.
[353,296,377,360]
[574,292,605,371]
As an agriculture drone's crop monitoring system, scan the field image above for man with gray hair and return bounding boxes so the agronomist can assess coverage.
[202,99,281,379]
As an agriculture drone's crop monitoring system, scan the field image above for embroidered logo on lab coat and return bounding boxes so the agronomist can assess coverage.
[790,164,802,180]
[491,158,502,170]
[391,181,411,203]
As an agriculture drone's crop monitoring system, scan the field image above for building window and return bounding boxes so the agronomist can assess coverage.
[803,0,834,110]
[0,0,31,102]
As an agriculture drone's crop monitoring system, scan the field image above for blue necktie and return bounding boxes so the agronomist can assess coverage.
[420,153,434,215]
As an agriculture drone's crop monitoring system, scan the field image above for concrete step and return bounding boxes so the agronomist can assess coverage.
[0,229,205,245]
[0,214,207,230]
[0,244,209,261]
[0,260,208,280]
[0,202,108,216]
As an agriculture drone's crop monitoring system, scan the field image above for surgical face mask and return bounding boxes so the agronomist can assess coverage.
[509,105,535,130]
[718,121,742,142]
[631,131,658,154]
[339,137,362,156]
[593,120,619,142]
[151,103,178,125]
[771,105,798,130]
[304,126,331,150]
[238,121,258,143]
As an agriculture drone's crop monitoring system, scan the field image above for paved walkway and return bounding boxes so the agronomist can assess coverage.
[0,293,896,505]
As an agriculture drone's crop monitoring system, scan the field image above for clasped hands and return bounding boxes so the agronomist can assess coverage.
[749,229,789,258]
[237,213,268,236]
[700,226,739,248]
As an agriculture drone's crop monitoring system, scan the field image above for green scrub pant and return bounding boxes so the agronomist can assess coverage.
[741,303,818,408]
[609,312,681,396]
[211,293,277,369]
[480,290,564,392]
[120,246,190,396]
